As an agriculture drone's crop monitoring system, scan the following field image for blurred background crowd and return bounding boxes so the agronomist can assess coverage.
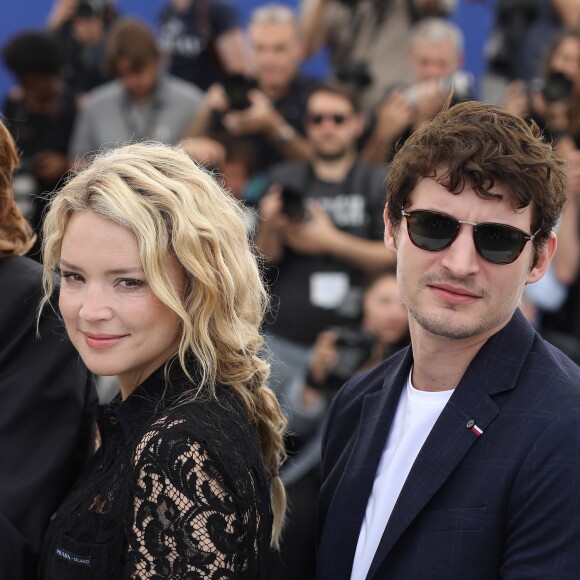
[1,0,580,578]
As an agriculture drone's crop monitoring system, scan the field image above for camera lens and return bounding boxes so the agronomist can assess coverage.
[542,71,574,102]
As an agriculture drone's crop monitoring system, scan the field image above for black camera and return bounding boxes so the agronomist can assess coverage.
[280,186,306,220]
[330,327,376,381]
[222,74,256,110]
[540,71,574,102]
[335,61,372,90]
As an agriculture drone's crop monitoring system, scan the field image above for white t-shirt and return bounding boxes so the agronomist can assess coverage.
[351,369,454,580]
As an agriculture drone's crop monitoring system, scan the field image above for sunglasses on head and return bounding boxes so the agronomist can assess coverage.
[307,113,348,125]
[401,209,538,265]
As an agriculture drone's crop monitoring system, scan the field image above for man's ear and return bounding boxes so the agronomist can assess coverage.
[526,232,557,284]
[384,205,397,251]
[353,113,365,139]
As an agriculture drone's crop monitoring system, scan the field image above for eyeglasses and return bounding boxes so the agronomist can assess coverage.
[307,113,348,125]
[401,209,538,265]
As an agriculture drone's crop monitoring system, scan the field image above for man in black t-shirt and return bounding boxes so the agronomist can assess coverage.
[183,4,315,172]
[253,83,395,411]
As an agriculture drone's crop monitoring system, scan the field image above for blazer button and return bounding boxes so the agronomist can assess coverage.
[109,416,119,426]
[49,512,57,522]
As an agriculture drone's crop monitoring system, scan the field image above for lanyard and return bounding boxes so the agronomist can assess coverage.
[120,88,163,141]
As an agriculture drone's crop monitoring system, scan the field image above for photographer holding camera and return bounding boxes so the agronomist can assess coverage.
[268,269,409,580]
[502,27,580,142]
[184,4,314,172]
[483,0,580,103]
[305,270,409,401]
[47,0,117,101]
[498,28,580,369]
[254,82,394,418]
[300,0,458,116]
[361,18,473,164]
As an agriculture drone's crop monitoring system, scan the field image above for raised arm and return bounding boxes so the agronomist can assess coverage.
[551,0,580,25]
[300,0,331,59]
[215,28,254,77]
[284,201,395,272]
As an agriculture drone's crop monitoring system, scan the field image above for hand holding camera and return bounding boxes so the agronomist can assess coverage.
[222,88,284,138]
[308,330,341,387]
[405,78,451,127]
[257,184,307,236]
[284,201,337,255]
[503,80,530,118]
[404,71,475,108]
[528,72,574,133]
[280,186,306,221]
[533,71,574,103]
[222,73,257,110]
[308,327,376,388]
[376,88,415,139]
[204,83,230,114]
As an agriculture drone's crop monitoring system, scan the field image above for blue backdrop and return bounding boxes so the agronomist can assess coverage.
[0,0,493,104]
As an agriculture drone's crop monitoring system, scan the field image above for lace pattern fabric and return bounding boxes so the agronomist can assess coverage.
[39,367,272,579]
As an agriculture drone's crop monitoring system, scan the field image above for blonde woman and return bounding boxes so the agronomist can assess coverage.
[38,142,286,578]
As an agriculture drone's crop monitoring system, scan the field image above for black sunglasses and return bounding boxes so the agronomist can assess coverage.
[401,209,538,265]
[307,113,348,125]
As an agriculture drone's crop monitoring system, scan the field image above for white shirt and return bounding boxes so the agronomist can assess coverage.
[350,370,454,580]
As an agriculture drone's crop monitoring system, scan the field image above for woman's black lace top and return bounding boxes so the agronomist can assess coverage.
[39,362,273,579]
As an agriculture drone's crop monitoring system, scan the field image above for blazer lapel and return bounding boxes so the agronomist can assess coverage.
[367,310,536,578]
[318,349,413,577]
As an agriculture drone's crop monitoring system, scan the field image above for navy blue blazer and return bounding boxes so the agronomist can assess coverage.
[317,310,580,579]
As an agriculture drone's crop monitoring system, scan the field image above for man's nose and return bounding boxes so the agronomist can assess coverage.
[439,225,481,278]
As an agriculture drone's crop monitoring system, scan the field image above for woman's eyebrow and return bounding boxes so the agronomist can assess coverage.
[59,259,144,276]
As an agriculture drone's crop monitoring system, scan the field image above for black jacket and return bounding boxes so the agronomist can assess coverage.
[39,360,273,579]
[0,256,96,580]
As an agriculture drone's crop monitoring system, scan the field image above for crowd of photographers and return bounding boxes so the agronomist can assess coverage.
[2,0,580,577]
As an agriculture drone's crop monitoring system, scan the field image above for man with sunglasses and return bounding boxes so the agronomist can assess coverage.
[254,82,392,418]
[317,100,580,579]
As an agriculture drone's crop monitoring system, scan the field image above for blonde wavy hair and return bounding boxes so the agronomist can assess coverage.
[0,118,34,257]
[40,141,286,545]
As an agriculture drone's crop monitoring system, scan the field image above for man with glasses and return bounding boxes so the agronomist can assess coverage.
[254,82,393,419]
[361,18,473,165]
[317,100,580,579]
[183,4,315,172]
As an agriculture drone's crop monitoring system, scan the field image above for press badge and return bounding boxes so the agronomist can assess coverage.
[309,272,349,309]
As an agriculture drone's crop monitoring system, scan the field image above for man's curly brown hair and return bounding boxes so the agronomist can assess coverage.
[386,100,567,253]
